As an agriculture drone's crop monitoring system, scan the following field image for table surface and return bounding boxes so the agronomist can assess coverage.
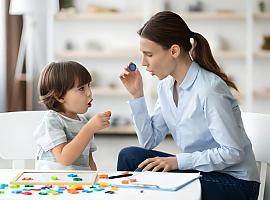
[0,169,201,200]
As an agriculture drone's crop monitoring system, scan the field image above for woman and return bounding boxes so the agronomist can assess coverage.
[117,11,260,200]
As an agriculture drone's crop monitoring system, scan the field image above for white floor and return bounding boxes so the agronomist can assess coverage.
[93,134,180,171]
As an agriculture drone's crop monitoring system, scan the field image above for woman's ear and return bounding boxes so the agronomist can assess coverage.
[170,44,180,58]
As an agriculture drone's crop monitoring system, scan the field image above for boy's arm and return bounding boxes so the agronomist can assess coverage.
[52,113,109,166]
[89,153,97,170]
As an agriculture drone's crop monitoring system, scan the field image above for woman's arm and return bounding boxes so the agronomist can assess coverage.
[129,97,169,150]
[177,89,246,171]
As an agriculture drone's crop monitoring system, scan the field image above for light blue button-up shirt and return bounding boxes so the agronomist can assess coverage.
[128,61,259,182]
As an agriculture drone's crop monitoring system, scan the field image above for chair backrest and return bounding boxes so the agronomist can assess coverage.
[0,111,46,169]
[241,112,270,200]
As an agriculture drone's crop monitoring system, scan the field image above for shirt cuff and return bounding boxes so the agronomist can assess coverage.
[128,97,148,115]
[177,153,194,170]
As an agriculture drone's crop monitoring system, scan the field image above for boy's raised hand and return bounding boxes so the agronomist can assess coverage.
[88,111,111,132]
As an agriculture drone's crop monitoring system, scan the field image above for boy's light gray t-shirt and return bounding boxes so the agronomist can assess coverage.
[34,110,97,170]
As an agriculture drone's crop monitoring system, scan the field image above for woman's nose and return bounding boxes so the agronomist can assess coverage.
[141,57,148,67]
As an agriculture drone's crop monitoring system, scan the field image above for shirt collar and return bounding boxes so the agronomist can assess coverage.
[168,61,199,90]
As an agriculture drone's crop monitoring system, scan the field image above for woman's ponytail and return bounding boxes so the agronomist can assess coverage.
[191,32,238,91]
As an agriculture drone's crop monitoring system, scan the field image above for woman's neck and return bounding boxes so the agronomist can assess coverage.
[171,54,193,86]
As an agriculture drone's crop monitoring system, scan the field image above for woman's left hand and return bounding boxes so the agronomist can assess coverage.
[138,156,178,172]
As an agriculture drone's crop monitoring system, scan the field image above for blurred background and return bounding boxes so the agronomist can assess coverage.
[1,0,270,198]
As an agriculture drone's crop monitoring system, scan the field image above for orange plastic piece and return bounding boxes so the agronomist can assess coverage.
[22,177,33,180]
[121,180,129,184]
[105,111,112,117]
[67,189,79,194]
[129,178,137,182]
[99,182,109,187]
[121,171,130,175]
[98,174,109,179]
[111,186,118,191]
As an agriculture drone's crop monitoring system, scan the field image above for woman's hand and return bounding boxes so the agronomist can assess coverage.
[120,63,144,99]
[138,156,178,172]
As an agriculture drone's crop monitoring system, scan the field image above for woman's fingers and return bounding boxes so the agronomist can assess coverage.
[138,157,159,169]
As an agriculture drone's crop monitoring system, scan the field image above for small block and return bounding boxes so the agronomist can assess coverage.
[11,190,22,194]
[22,188,30,191]
[128,62,137,72]
[67,174,78,177]
[121,180,129,184]
[0,190,4,194]
[9,184,20,188]
[105,111,112,117]
[140,190,144,193]
[121,171,130,175]
[38,192,48,195]
[105,191,115,194]
[50,191,58,195]
[22,177,33,181]
[129,178,137,182]
[94,188,104,191]
[73,177,83,181]
[67,189,79,194]
[98,174,109,179]
[21,191,32,195]
[111,186,118,191]
[40,186,50,190]
[24,184,34,187]
[51,176,59,180]
[82,190,93,193]
[30,188,41,191]
[99,182,109,186]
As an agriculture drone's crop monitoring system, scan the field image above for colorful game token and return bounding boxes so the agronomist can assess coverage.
[73,177,83,181]
[128,62,137,72]
[98,174,109,179]
[39,191,48,195]
[67,173,78,177]
[21,191,32,195]
[22,177,33,181]
[105,111,112,117]
[111,186,118,191]
[9,184,20,189]
[51,176,59,181]
[121,180,129,184]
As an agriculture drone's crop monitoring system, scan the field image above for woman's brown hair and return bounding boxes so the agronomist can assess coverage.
[38,61,92,112]
[138,11,238,91]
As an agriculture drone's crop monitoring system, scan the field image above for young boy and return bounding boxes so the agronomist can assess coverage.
[34,61,111,170]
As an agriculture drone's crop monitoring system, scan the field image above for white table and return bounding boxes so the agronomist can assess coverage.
[0,169,201,200]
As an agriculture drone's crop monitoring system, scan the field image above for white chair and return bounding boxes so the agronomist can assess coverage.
[0,111,46,169]
[241,112,270,200]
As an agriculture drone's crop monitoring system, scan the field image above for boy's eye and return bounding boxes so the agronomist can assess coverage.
[79,86,84,91]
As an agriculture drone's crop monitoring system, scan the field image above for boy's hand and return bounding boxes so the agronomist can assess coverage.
[88,113,111,132]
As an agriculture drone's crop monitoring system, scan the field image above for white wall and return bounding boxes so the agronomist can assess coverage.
[0,0,6,112]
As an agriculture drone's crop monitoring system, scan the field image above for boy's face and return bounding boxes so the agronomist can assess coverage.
[60,82,92,119]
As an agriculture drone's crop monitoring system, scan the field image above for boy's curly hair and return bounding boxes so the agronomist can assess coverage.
[38,61,92,112]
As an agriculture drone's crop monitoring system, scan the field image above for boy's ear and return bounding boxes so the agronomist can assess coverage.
[55,96,64,103]
[170,44,180,58]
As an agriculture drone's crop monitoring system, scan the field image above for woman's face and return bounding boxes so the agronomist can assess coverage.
[140,37,175,80]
